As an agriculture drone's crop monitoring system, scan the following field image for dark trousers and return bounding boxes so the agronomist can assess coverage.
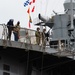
[13,32,18,41]
[7,27,13,40]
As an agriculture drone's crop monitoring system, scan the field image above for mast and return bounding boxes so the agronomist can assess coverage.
[70,0,74,30]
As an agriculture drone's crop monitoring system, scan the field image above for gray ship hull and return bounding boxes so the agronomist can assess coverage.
[0,39,75,75]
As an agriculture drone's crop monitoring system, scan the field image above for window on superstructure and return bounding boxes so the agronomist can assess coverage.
[3,72,10,75]
[3,64,10,71]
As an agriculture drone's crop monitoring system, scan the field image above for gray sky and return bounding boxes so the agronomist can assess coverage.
[0,0,65,30]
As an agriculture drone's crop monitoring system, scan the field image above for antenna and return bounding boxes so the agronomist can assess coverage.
[70,0,74,30]
[53,10,58,15]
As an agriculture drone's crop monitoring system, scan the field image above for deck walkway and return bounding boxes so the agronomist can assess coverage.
[0,39,75,60]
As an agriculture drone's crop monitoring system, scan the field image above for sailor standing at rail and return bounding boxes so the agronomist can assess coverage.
[13,21,20,41]
[35,27,41,45]
[7,19,14,40]
[42,28,46,49]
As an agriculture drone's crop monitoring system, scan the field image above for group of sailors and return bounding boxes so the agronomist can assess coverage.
[35,27,50,48]
[6,19,50,48]
[7,19,20,41]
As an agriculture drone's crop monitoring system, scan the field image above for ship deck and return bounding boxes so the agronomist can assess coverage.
[0,38,75,59]
[0,24,75,74]
[0,39,75,74]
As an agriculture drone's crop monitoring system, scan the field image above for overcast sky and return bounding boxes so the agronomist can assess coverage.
[0,0,65,30]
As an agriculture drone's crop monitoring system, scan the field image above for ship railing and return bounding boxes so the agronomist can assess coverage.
[50,39,75,54]
[19,28,50,46]
[0,24,8,40]
[0,24,65,48]
[0,24,46,45]
[18,27,37,45]
[1,24,75,55]
[0,24,52,52]
[0,24,36,44]
[49,40,69,52]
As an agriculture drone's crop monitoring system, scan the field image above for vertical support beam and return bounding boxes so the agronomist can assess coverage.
[41,53,44,75]
[26,51,32,75]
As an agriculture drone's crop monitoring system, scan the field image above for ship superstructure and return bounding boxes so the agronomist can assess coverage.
[0,0,75,75]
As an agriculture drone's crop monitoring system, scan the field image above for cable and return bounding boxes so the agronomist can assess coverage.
[45,0,49,16]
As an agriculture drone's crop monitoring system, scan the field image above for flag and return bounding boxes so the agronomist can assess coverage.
[29,0,35,5]
[27,7,30,13]
[29,1,32,5]
[28,13,32,28]
[29,15,32,23]
[27,9,32,23]
[26,0,36,28]
[33,0,35,3]
[28,21,31,28]
[24,0,30,7]
[31,6,35,12]
[24,2,28,7]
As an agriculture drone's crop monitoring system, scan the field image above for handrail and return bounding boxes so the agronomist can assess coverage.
[0,24,39,45]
